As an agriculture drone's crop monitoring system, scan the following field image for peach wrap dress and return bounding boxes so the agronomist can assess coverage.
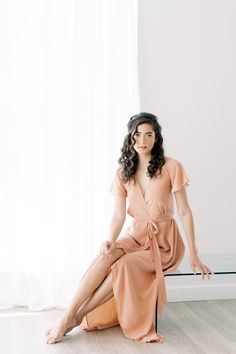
[80,156,190,344]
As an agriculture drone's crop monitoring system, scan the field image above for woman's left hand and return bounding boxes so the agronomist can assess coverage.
[189,253,214,280]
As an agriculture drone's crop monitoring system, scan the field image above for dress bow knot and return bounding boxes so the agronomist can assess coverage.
[147,219,159,239]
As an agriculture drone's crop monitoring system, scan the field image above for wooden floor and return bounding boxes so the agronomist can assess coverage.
[0,299,235,354]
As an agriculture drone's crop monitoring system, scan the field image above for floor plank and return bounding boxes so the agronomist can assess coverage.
[0,300,235,354]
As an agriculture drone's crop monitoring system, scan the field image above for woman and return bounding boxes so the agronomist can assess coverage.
[45,112,214,344]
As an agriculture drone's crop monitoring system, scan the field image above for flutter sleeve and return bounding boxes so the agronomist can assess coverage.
[168,158,190,193]
[109,168,127,197]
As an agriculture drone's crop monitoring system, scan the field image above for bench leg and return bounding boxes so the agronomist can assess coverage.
[155,300,158,332]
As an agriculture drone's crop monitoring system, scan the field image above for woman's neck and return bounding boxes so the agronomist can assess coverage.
[137,155,151,172]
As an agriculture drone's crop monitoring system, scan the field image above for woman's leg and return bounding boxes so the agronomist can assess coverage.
[46,247,125,344]
[64,270,114,335]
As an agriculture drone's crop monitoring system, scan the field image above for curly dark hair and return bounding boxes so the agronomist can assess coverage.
[117,112,166,184]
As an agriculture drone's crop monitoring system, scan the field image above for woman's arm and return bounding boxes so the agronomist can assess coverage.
[108,196,126,242]
[174,187,197,254]
[174,187,214,279]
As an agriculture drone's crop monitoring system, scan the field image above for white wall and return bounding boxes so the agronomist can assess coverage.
[138,0,236,255]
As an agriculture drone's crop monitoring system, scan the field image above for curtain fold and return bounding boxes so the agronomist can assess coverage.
[0,0,140,310]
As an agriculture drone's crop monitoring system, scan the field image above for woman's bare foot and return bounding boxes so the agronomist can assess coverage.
[62,311,85,336]
[45,314,78,344]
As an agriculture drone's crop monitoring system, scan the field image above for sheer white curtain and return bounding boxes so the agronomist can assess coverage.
[0,0,139,310]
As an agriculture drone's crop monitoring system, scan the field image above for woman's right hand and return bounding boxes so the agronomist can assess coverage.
[100,240,116,257]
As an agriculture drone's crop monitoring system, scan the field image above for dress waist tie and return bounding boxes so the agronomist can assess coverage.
[135,214,173,317]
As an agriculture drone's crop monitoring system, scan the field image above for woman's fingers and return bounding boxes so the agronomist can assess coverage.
[103,241,111,256]
[105,242,115,256]
[196,264,214,280]
[100,240,117,257]
[190,255,214,280]
[100,241,114,257]
[203,265,214,280]
[204,265,214,280]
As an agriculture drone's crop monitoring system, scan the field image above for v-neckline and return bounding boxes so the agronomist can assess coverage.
[135,175,151,200]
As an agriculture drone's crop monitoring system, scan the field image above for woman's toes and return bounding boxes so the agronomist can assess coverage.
[47,339,55,344]
[46,336,54,344]
[45,315,78,344]
[47,336,62,344]
[45,326,65,344]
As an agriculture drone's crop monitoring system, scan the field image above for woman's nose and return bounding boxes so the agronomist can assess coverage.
[140,136,147,143]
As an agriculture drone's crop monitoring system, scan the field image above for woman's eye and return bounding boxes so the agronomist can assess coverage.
[134,133,153,137]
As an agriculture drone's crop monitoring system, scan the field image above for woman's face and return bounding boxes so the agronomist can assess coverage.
[132,123,157,155]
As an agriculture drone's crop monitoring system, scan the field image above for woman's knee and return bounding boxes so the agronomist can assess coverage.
[98,247,125,265]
